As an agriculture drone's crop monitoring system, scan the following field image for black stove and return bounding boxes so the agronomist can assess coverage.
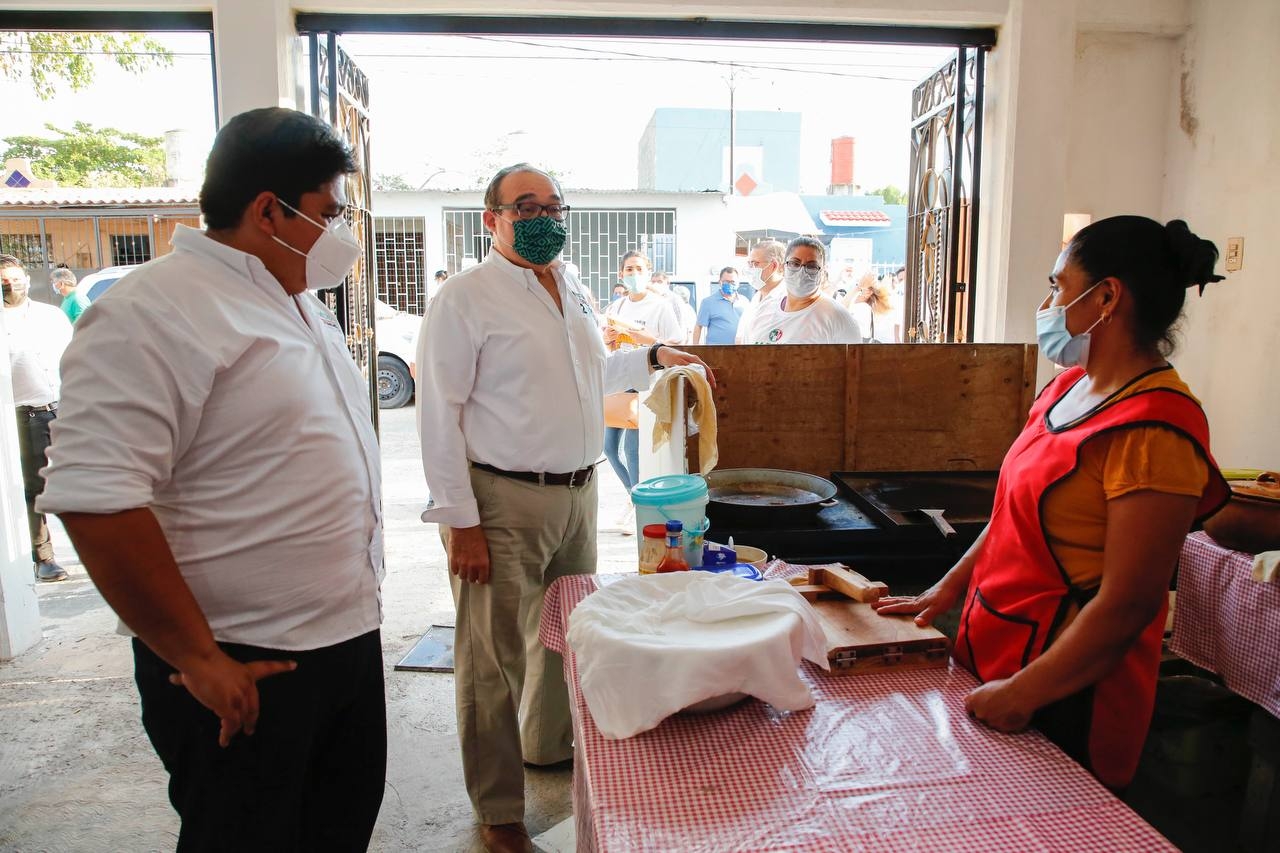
[706,471,995,590]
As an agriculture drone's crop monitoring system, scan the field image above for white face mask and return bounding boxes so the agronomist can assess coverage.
[783,267,821,299]
[271,199,362,291]
[746,268,764,290]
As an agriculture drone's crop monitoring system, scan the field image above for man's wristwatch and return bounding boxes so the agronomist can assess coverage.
[648,343,666,369]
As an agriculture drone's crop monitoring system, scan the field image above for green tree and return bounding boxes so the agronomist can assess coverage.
[374,173,414,192]
[869,185,907,206]
[0,31,173,100]
[3,121,166,187]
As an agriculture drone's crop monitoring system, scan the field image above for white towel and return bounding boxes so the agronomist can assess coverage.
[645,365,718,474]
[566,572,829,739]
[1254,551,1280,583]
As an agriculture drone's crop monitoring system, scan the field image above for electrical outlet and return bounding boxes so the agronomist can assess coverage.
[1226,237,1244,272]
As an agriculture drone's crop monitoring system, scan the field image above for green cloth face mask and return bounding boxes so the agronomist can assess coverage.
[511,215,568,266]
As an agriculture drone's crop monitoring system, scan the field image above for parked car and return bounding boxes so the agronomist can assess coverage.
[375,298,422,409]
[80,265,140,302]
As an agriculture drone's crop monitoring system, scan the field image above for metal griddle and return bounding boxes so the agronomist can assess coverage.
[831,471,998,530]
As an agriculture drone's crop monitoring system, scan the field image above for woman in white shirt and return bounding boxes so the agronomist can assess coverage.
[848,273,894,343]
[744,236,864,345]
[601,252,682,519]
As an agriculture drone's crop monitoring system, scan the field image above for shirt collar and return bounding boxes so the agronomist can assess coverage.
[482,247,563,285]
[170,225,288,299]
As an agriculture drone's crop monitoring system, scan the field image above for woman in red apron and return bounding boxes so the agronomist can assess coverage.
[874,215,1229,790]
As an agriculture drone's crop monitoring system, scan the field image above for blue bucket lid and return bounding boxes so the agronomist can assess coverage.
[631,474,708,507]
[695,563,764,581]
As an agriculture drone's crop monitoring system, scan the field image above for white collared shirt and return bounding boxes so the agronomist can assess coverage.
[417,250,651,529]
[38,225,383,651]
[4,299,72,406]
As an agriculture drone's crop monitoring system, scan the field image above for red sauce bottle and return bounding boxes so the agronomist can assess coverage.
[655,520,690,573]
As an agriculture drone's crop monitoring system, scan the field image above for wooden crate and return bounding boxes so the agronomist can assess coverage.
[684,343,1037,475]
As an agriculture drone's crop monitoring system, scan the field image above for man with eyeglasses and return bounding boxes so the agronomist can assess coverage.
[734,238,785,344]
[416,163,713,853]
[742,236,863,345]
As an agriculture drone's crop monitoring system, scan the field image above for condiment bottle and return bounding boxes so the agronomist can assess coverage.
[639,523,667,574]
[655,520,690,573]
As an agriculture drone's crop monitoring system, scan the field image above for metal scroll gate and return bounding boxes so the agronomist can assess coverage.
[905,47,986,343]
[305,32,379,428]
[441,208,677,308]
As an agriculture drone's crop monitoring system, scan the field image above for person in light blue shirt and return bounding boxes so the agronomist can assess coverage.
[693,275,746,344]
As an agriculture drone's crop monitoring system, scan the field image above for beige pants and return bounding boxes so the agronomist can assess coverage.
[443,466,598,825]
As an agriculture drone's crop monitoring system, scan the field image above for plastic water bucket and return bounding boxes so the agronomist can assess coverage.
[631,474,709,566]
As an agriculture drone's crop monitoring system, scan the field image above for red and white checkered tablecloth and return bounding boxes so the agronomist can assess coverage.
[540,573,1175,852]
[1171,532,1280,719]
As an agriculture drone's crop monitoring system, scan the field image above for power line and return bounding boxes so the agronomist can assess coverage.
[458,35,925,81]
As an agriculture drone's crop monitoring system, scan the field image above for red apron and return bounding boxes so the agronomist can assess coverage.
[954,366,1229,789]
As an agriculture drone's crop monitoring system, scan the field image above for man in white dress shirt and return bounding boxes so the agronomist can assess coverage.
[38,108,386,851]
[1,255,73,581]
[734,239,785,344]
[417,164,713,853]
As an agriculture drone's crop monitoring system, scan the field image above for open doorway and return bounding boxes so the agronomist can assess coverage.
[311,22,988,565]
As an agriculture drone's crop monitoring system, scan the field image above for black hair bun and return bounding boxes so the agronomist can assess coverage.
[1165,220,1226,294]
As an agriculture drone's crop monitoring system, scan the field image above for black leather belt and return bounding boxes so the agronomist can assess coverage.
[471,461,595,488]
[17,402,57,414]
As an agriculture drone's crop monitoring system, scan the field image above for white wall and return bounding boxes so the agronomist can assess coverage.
[0,308,41,659]
[1158,0,1280,469]
[1065,32,1178,222]
[974,0,1077,355]
[211,0,300,122]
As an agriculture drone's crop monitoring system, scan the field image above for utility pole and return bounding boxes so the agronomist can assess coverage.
[727,63,737,195]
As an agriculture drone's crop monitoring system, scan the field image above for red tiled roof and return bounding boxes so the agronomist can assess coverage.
[819,209,891,226]
[0,186,199,207]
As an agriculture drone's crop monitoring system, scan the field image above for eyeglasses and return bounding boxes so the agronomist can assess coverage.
[784,259,823,273]
[491,202,571,220]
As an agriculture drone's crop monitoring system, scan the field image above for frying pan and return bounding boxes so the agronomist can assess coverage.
[705,468,839,513]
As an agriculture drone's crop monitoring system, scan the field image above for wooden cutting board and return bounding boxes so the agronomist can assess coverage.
[793,566,951,674]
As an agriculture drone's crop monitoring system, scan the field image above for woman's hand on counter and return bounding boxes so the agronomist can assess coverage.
[871,574,966,627]
[963,677,1036,732]
[872,523,989,626]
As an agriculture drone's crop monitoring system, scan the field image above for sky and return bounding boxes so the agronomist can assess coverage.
[0,32,951,195]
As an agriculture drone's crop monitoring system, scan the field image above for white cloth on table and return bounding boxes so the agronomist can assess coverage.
[1254,551,1280,583]
[566,571,830,739]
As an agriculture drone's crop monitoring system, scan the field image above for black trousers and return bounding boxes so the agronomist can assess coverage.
[14,407,55,563]
[133,630,387,853]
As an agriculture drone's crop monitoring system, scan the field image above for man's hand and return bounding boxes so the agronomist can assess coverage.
[168,650,296,747]
[963,676,1036,733]
[448,524,491,584]
[655,346,718,388]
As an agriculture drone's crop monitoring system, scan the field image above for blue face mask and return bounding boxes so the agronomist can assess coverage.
[720,282,736,296]
[1035,281,1105,368]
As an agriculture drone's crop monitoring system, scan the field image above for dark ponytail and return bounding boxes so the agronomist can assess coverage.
[1065,215,1224,356]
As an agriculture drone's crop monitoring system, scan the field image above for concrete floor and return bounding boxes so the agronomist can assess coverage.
[0,406,643,852]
